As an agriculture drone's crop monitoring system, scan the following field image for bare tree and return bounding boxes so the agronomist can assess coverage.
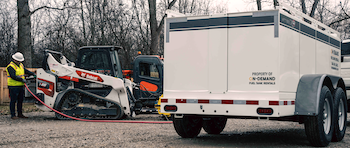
[17,0,32,67]
[17,0,78,67]
[148,0,177,55]
[0,1,17,66]
[299,0,319,17]
[132,0,151,55]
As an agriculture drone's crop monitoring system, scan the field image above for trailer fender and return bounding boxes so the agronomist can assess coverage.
[295,74,345,116]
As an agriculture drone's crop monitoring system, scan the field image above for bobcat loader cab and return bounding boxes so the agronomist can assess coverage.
[161,4,348,147]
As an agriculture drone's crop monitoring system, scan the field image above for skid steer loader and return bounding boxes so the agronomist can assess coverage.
[35,46,163,119]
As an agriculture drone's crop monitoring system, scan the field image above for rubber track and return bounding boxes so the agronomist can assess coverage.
[58,89,123,119]
[26,84,172,124]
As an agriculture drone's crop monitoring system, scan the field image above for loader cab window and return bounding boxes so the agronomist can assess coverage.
[139,62,159,79]
[79,50,113,76]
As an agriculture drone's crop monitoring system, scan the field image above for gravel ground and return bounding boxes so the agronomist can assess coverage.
[0,112,349,148]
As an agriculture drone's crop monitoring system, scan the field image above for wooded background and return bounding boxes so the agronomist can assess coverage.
[0,0,350,69]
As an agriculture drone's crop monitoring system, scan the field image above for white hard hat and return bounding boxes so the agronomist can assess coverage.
[12,52,24,62]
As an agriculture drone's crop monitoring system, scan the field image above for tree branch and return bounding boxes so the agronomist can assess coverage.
[300,0,307,14]
[340,2,350,18]
[157,0,177,33]
[309,0,319,17]
[30,6,78,15]
[328,17,350,26]
[328,2,350,26]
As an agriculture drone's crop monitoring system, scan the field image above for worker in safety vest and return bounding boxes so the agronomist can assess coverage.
[6,52,35,120]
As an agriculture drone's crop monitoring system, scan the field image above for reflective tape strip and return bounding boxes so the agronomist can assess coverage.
[209,100,221,104]
[174,99,259,105]
[222,100,233,104]
[269,101,295,105]
[176,99,187,103]
[234,100,246,105]
[246,101,259,105]
[7,74,25,78]
[10,63,17,69]
[186,99,198,103]
[171,99,295,106]
[198,100,209,103]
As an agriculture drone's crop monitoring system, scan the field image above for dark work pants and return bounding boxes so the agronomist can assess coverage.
[9,86,25,117]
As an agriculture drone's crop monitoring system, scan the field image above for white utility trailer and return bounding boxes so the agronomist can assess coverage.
[161,5,347,147]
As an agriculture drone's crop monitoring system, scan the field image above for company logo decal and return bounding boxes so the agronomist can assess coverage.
[249,72,275,85]
[76,70,104,82]
[37,78,54,97]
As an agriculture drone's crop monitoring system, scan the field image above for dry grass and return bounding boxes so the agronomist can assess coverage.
[0,103,42,115]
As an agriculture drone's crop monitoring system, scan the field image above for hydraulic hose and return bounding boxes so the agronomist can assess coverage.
[25,84,172,124]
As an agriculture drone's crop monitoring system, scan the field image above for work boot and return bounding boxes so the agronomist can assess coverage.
[11,117,19,120]
[18,115,28,118]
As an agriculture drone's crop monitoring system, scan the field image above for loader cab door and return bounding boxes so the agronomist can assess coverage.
[133,56,163,106]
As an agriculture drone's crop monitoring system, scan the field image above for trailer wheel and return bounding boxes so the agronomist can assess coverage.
[202,117,227,134]
[173,115,202,138]
[304,86,334,147]
[332,87,347,142]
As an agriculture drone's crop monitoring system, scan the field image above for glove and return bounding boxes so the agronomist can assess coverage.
[22,79,27,83]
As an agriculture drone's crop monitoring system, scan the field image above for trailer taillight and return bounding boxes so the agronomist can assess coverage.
[257,108,273,115]
[164,105,177,112]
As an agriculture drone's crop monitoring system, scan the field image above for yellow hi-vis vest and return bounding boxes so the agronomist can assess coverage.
[6,61,25,86]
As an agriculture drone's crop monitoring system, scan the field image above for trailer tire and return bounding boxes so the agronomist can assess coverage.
[304,86,334,147]
[202,117,227,134]
[173,115,202,138]
[332,87,347,142]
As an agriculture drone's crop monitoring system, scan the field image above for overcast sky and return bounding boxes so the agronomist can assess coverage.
[227,0,248,12]
[224,0,348,13]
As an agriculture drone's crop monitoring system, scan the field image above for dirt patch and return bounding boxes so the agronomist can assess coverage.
[0,103,42,115]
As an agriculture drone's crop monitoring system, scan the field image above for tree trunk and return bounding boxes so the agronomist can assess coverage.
[300,0,307,14]
[309,0,319,17]
[179,0,183,13]
[101,0,107,45]
[148,0,158,55]
[81,0,87,45]
[148,0,177,55]
[273,0,279,8]
[17,0,32,67]
[257,0,262,10]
